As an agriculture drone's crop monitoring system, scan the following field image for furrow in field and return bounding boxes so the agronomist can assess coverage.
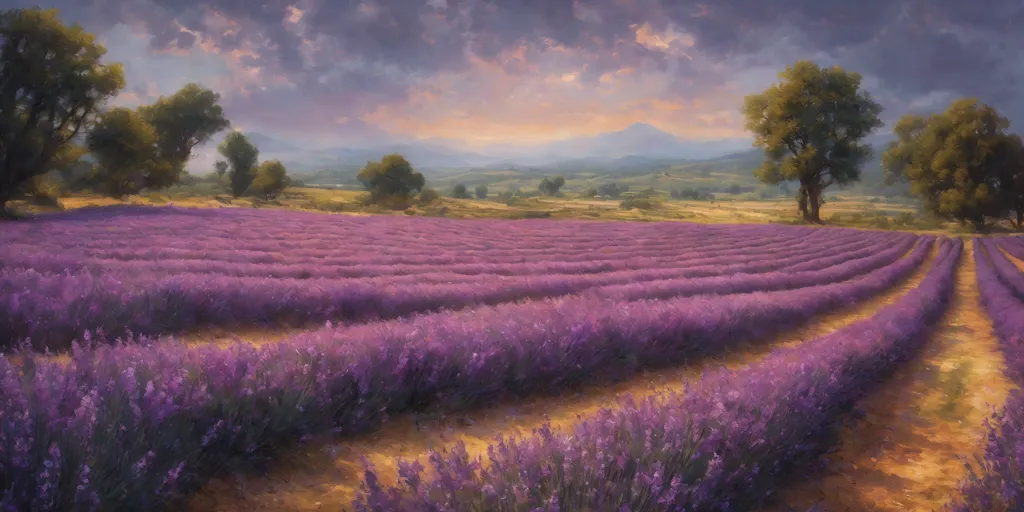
[183,239,941,512]
[946,238,1024,511]
[763,239,1013,512]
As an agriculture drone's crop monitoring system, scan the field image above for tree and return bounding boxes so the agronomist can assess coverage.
[252,159,288,200]
[137,83,230,184]
[418,187,439,204]
[218,131,259,197]
[357,153,425,202]
[882,99,1020,229]
[214,160,228,178]
[598,183,626,198]
[539,175,566,196]
[0,8,125,214]
[86,107,172,198]
[452,183,470,198]
[743,60,884,223]
[1000,141,1024,228]
[475,185,488,199]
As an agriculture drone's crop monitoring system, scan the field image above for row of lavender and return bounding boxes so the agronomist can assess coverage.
[951,237,1024,510]
[0,235,934,510]
[2,235,914,350]
[1,209,917,350]
[351,239,961,510]
[2,228,876,279]
[1,208,884,278]
[0,207,812,262]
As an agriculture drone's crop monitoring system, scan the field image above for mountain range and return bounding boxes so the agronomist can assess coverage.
[186,122,755,174]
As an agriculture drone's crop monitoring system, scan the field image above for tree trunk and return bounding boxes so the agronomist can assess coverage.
[1016,208,1024,230]
[807,183,822,223]
[796,187,809,220]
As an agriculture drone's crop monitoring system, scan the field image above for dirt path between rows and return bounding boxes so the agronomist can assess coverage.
[763,241,1015,512]
[186,242,938,512]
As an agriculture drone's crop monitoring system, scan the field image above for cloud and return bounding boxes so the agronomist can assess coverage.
[13,0,1024,151]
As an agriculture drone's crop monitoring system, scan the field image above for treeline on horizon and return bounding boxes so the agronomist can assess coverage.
[1,7,1023,231]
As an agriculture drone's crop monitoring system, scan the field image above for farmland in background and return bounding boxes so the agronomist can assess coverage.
[2,206,1023,511]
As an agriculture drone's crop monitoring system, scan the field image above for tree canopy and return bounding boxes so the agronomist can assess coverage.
[86,107,173,198]
[218,131,259,197]
[137,82,230,177]
[743,60,883,223]
[883,98,1023,229]
[357,153,425,202]
[252,159,289,200]
[475,185,488,199]
[452,183,470,198]
[0,8,125,213]
[539,176,566,196]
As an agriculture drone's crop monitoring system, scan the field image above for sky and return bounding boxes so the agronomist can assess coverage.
[11,0,1024,152]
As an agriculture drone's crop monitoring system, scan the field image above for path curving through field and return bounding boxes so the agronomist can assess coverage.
[762,239,1016,512]
[185,240,941,512]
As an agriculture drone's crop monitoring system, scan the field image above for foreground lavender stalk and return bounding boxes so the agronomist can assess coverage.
[0,239,931,511]
[353,239,960,511]
[948,238,1024,511]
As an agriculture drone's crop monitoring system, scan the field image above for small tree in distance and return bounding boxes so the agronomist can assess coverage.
[452,183,470,198]
[743,60,884,223]
[539,176,566,196]
[357,153,425,205]
[218,132,259,197]
[475,185,488,199]
[252,159,289,200]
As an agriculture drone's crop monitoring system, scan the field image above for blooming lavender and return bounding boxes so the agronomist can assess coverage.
[352,238,961,511]
[2,207,917,350]
[0,233,931,510]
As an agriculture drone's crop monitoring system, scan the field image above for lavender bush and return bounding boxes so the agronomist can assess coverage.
[353,238,960,511]
[0,237,932,510]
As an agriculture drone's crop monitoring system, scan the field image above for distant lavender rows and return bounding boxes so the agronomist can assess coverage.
[1,217,885,278]
[2,233,920,350]
[951,238,1024,511]
[353,238,960,511]
[2,229,897,282]
[1,206,807,258]
[1,225,811,267]
[0,236,935,510]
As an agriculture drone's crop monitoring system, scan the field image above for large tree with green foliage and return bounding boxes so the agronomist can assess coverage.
[357,153,425,203]
[252,159,288,200]
[87,107,173,198]
[0,8,125,214]
[137,83,230,182]
[218,131,259,197]
[743,60,884,223]
[882,99,1021,229]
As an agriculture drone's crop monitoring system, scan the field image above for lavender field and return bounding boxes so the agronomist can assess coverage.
[0,206,1021,511]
